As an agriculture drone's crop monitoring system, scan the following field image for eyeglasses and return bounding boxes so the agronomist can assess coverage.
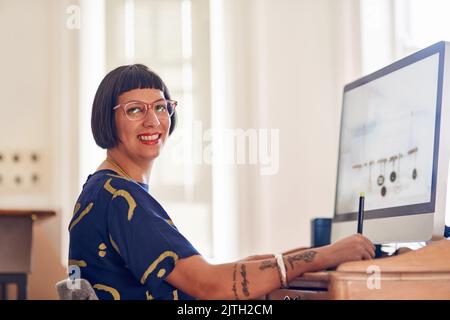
[113,99,177,121]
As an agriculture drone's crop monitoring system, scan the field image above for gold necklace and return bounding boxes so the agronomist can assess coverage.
[106,157,134,181]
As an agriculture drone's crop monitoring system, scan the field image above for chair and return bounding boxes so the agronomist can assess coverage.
[55,278,98,300]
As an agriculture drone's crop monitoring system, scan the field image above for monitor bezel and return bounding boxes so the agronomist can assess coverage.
[333,41,446,223]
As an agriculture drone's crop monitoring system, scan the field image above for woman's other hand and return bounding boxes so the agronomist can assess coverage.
[319,234,375,269]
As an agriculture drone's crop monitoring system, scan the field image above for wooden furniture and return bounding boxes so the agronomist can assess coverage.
[0,209,55,300]
[267,239,450,300]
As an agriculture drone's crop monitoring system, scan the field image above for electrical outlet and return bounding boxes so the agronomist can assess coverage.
[0,149,48,194]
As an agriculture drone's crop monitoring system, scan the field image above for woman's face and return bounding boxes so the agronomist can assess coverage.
[114,88,171,163]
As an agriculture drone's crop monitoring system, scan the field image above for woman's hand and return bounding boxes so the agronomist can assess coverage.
[319,234,376,269]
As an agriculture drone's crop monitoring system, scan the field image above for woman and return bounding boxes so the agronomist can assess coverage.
[68,64,375,300]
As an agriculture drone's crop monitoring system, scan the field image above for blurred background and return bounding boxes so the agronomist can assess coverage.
[1,0,450,299]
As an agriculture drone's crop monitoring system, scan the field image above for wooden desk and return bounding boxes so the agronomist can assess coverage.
[267,240,450,300]
[0,209,55,300]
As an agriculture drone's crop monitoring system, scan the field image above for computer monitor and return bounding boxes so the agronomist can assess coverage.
[331,41,450,244]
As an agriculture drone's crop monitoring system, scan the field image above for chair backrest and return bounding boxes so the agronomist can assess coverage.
[56,278,98,300]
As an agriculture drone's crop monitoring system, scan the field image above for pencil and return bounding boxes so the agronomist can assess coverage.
[357,192,365,234]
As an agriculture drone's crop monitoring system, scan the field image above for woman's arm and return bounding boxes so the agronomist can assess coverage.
[165,234,375,300]
[166,249,322,300]
[240,247,310,262]
[282,246,310,256]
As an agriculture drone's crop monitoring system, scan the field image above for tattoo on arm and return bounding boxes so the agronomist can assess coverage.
[232,264,239,300]
[259,260,277,270]
[240,264,250,297]
[287,250,318,270]
[259,259,284,289]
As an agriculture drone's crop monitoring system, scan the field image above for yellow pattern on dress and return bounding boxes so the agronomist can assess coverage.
[109,233,121,255]
[106,173,129,180]
[104,178,137,221]
[140,251,179,285]
[68,259,87,267]
[98,243,107,257]
[157,269,166,278]
[93,284,120,300]
[73,202,81,216]
[69,203,94,231]
[104,178,117,194]
[146,288,178,301]
[102,175,180,300]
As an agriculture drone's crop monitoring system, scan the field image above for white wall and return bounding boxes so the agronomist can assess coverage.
[214,0,362,257]
[0,0,79,298]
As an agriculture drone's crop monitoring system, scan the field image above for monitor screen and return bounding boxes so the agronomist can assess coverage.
[334,52,441,221]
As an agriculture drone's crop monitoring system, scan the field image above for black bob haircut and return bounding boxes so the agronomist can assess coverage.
[91,64,177,149]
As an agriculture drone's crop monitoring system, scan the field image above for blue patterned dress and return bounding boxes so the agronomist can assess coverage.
[68,169,199,300]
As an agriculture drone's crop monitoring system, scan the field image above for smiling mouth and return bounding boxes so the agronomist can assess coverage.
[137,133,161,145]
[138,134,160,141]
